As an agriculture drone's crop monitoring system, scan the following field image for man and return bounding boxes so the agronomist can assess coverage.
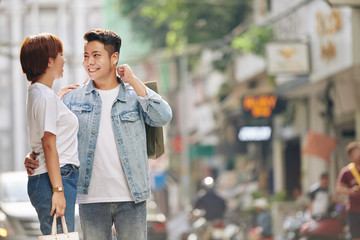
[251,198,272,240]
[25,29,172,240]
[194,177,226,221]
[336,141,360,240]
[307,172,330,217]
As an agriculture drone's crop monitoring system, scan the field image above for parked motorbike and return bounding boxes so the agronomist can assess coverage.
[182,208,243,240]
[282,211,306,240]
[299,210,348,240]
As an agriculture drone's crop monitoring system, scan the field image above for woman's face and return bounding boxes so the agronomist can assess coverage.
[51,52,65,79]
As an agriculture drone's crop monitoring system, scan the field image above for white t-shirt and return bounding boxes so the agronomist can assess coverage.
[77,85,133,204]
[27,83,80,175]
[308,182,330,216]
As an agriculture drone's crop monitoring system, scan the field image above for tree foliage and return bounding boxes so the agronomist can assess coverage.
[119,0,252,52]
[231,25,273,56]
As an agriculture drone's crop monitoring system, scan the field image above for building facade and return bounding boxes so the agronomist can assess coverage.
[0,0,104,171]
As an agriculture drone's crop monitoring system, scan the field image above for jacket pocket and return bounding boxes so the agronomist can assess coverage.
[70,104,93,113]
[120,111,140,122]
[70,104,93,140]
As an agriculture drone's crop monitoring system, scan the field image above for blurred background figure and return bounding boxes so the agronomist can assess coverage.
[194,176,226,222]
[336,141,360,240]
[307,172,331,217]
[248,198,273,240]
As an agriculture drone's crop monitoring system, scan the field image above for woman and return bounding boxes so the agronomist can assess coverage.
[20,33,79,234]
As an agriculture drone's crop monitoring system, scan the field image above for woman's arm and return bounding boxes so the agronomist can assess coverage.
[42,131,66,217]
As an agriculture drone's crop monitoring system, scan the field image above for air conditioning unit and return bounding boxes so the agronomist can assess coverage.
[328,0,360,6]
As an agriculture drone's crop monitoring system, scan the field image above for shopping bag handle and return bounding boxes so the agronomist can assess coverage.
[51,214,69,236]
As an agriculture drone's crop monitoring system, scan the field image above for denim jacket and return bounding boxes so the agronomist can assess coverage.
[62,78,172,203]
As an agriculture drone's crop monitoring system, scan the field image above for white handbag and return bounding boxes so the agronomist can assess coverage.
[39,215,79,240]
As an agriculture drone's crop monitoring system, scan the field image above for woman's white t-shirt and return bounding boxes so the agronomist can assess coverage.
[27,82,80,175]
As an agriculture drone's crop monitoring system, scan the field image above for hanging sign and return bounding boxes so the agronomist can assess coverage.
[242,95,278,118]
[266,42,310,75]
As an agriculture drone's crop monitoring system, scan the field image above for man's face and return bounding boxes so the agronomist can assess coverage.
[320,177,329,188]
[349,147,360,164]
[83,40,116,81]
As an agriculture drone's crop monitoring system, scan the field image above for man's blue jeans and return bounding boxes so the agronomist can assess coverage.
[28,164,79,234]
[79,201,147,240]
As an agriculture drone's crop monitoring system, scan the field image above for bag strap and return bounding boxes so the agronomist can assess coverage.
[348,162,360,186]
[51,215,69,236]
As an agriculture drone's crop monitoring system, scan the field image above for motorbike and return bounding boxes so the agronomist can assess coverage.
[182,208,243,240]
[299,209,349,240]
[282,211,306,240]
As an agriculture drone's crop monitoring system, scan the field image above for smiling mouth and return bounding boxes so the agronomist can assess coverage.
[88,68,99,73]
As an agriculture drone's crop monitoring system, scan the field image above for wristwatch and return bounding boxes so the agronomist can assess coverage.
[52,186,64,192]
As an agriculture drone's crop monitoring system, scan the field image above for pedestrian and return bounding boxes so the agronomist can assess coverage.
[336,141,360,240]
[25,29,172,240]
[307,172,331,217]
[20,33,80,234]
[248,198,273,240]
[194,176,227,221]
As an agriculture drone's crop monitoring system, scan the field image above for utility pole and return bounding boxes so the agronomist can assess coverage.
[179,55,191,209]
[11,0,26,170]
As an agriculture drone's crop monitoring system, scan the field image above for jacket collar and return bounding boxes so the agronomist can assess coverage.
[85,77,127,102]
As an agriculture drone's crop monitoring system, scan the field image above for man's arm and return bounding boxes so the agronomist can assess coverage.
[117,64,172,127]
[117,64,146,97]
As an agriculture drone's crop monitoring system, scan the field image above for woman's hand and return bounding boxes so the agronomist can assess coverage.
[51,192,66,217]
[57,84,80,100]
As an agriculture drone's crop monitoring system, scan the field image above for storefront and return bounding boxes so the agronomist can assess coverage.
[269,1,360,195]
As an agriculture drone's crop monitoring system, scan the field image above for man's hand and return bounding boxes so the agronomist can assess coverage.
[117,64,136,84]
[350,185,360,195]
[117,64,146,97]
[57,84,80,100]
[24,152,39,176]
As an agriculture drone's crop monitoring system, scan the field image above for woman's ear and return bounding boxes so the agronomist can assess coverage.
[48,57,54,68]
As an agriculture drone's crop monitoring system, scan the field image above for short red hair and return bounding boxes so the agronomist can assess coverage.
[20,33,63,82]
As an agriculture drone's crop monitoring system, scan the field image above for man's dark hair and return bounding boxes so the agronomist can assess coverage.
[320,172,329,179]
[84,29,121,57]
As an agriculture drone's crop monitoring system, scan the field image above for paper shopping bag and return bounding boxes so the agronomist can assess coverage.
[39,215,79,240]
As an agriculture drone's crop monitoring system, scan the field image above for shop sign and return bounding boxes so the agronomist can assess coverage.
[310,4,353,82]
[328,0,360,6]
[242,95,278,118]
[238,126,272,142]
[266,42,310,75]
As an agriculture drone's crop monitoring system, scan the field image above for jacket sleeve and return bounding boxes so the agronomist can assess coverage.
[137,87,172,127]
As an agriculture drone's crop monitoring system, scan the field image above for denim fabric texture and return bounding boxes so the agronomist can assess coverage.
[79,201,147,240]
[28,164,79,234]
[62,78,172,203]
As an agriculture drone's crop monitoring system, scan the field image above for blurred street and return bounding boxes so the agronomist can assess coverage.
[1,0,360,239]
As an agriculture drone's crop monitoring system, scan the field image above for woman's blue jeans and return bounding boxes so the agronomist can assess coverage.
[28,164,79,235]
